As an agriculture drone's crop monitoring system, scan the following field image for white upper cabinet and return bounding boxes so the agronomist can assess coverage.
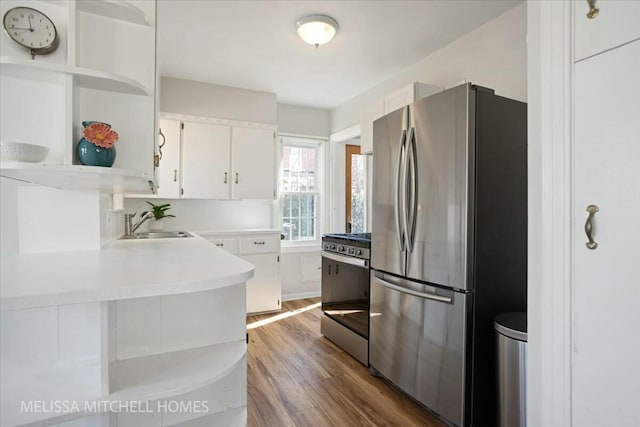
[0,0,157,193]
[360,101,385,155]
[147,115,277,200]
[182,122,231,199]
[156,119,181,198]
[360,82,441,154]
[231,127,276,199]
[574,0,640,62]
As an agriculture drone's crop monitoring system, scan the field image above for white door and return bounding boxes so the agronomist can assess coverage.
[156,119,181,198]
[573,40,640,425]
[243,254,281,314]
[231,127,275,199]
[181,122,231,199]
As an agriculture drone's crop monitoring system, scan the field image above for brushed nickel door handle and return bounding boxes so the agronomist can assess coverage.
[173,169,177,182]
[585,204,599,250]
[235,172,239,184]
[224,172,228,184]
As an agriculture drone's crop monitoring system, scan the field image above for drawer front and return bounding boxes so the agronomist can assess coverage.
[206,238,239,254]
[239,235,280,254]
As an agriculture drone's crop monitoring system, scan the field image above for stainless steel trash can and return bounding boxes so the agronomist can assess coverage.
[495,312,527,427]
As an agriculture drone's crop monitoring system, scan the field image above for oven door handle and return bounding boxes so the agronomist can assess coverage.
[321,251,368,268]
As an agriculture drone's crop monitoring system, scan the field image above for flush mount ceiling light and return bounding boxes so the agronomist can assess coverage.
[296,15,338,48]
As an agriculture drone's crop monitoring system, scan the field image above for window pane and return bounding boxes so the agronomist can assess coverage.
[280,145,317,193]
[281,194,317,242]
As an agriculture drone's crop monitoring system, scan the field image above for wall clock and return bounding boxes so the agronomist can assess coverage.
[3,6,59,59]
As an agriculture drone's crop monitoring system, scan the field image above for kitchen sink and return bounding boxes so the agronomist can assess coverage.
[119,231,194,240]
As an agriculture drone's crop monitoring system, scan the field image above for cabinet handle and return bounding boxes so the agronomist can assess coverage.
[235,172,239,184]
[215,243,224,247]
[585,204,599,250]
[586,0,599,19]
[224,172,228,184]
[173,169,177,182]
[254,241,266,245]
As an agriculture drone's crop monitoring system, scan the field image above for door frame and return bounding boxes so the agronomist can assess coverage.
[527,1,573,426]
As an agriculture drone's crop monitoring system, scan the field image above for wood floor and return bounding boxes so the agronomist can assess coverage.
[246,298,445,427]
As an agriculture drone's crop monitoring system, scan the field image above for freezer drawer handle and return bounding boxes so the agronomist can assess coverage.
[375,273,453,304]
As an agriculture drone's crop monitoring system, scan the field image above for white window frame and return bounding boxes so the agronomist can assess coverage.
[278,135,325,249]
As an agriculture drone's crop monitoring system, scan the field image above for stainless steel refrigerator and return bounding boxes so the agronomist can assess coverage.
[369,83,527,427]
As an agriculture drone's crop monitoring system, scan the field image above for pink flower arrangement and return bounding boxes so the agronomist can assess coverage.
[83,123,119,149]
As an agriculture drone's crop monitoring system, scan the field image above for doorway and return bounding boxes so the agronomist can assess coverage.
[345,144,366,233]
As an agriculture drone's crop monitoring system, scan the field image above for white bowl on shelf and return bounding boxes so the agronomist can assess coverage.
[0,142,49,163]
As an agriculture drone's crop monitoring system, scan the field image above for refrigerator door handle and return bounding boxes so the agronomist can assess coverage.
[395,128,407,252]
[374,271,454,304]
[406,126,418,253]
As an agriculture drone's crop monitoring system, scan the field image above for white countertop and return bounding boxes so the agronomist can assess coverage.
[0,234,254,311]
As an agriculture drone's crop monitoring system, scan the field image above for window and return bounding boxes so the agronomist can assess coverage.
[280,138,322,243]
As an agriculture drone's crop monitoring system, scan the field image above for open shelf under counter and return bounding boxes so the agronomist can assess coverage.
[110,340,246,403]
[0,161,154,194]
[0,56,150,95]
[77,0,153,27]
[0,361,103,427]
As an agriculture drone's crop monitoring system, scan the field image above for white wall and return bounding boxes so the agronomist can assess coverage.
[123,198,274,232]
[277,103,330,138]
[161,77,277,124]
[0,178,113,255]
[329,2,527,133]
[280,250,322,301]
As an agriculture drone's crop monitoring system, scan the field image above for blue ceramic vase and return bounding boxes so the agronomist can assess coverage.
[77,121,116,167]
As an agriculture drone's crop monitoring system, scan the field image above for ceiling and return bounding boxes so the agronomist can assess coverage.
[158,1,521,110]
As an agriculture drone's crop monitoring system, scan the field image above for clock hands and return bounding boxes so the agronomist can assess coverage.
[27,15,33,31]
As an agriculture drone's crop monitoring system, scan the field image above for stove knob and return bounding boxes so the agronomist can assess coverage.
[348,248,355,255]
[338,246,345,252]
[356,249,363,256]
[331,244,336,250]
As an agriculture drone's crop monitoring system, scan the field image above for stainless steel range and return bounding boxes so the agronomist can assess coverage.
[321,233,371,365]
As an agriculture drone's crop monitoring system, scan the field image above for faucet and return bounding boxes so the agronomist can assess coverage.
[124,211,154,236]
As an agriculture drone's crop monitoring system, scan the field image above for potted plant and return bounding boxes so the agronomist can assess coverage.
[143,201,175,231]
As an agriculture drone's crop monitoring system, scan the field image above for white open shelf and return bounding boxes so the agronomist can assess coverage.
[0,162,154,194]
[0,362,102,427]
[110,340,246,403]
[0,57,149,95]
[77,0,152,27]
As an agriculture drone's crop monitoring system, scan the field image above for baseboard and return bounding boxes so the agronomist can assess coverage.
[282,291,321,301]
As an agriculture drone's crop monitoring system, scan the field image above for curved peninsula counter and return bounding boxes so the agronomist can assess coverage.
[0,234,253,427]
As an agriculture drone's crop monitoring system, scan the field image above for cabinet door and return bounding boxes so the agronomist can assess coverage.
[205,237,239,255]
[360,100,385,155]
[231,127,276,199]
[574,0,640,62]
[572,40,640,426]
[182,122,231,199]
[243,254,281,314]
[384,83,416,114]
[156,119,181,198]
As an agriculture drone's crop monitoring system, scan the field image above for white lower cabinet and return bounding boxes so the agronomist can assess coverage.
[202,231,282,314]
[243,254,281,314]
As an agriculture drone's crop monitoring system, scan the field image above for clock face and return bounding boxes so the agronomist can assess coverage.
[3,6,59,56]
